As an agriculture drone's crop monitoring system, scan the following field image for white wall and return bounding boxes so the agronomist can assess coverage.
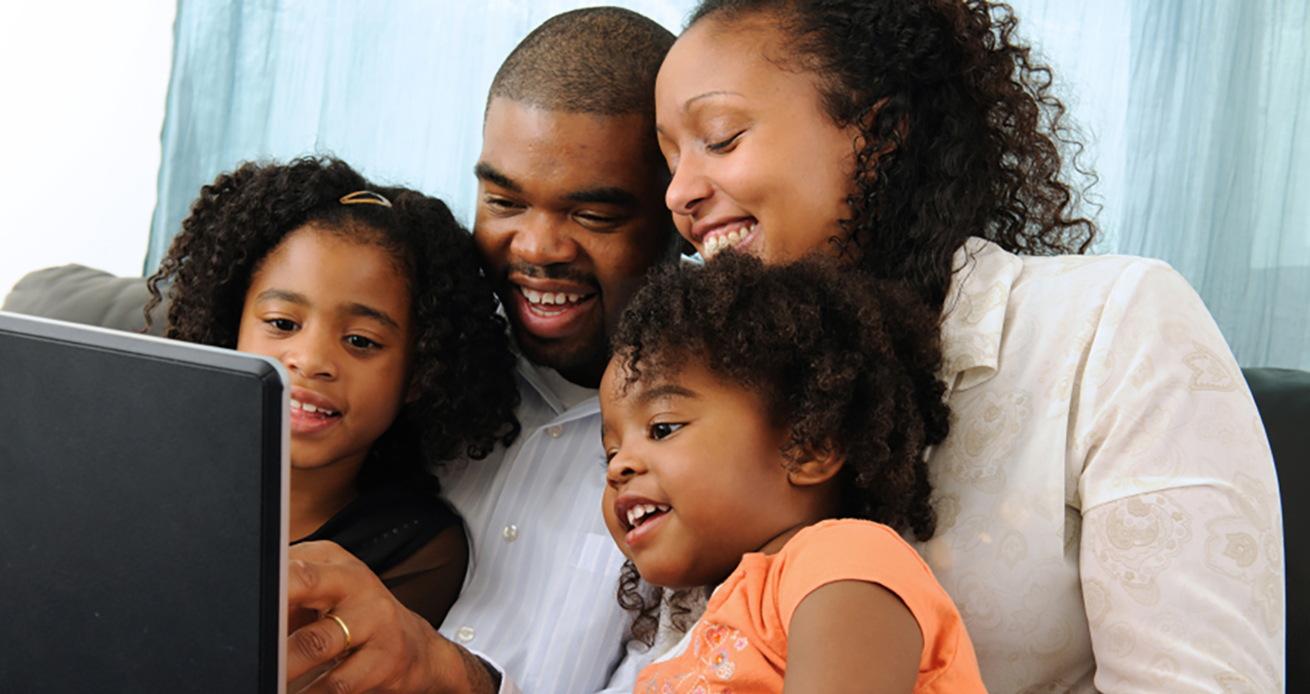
[0,1,175,297]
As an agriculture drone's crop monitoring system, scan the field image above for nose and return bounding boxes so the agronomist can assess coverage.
[605,446,647,489]
[281,329,337,380]
[665,154,712,218]
[508,211,578,267]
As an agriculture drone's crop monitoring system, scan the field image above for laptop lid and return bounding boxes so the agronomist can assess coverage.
[0,311,288,692]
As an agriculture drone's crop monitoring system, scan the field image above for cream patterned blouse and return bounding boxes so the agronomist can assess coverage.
[916,239,1283,693]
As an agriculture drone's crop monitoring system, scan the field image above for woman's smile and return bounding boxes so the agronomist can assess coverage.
[655,17,860,264]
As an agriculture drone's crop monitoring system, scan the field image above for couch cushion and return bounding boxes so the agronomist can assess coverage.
[1243,366,1309,691]
[1,265,164,335]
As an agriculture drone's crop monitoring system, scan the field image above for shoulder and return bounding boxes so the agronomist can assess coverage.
[773,520,940,617]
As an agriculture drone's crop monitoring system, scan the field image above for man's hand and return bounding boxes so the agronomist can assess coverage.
[286,541,496,694]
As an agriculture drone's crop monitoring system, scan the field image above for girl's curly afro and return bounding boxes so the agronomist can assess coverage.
[612,252,950,644]
[145,156,520,489]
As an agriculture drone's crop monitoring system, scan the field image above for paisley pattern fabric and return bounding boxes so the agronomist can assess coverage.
[917,239,1283,693]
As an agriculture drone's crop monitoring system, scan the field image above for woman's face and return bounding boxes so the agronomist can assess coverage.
[655,18,860,263]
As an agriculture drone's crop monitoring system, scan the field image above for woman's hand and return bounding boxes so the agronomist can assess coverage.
[286,541,495,694]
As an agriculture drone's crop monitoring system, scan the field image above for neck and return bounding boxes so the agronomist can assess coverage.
[289,461,363,542]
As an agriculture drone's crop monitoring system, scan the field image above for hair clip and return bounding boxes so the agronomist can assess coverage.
[340,190,392,208]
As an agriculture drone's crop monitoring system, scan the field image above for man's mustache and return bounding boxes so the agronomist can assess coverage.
[502,262,598,290]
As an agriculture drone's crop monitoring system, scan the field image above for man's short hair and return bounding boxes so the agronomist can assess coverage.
[489,7,675,118]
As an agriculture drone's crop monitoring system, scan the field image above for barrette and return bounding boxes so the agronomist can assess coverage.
[340,190,392,207]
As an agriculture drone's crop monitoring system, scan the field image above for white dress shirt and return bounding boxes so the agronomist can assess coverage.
[917,239,1283,693]
[437,357,651,694]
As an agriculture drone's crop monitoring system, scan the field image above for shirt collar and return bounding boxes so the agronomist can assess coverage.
[515,355,601,423]
[937,238,1024,394]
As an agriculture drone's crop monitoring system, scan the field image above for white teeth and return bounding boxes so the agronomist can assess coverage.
[701,222,756,260]
[625,503,671,528]
[290,398,337,416]
[521,288,585,306]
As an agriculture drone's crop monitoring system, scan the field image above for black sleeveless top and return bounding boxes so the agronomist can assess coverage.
[293,485,462,574]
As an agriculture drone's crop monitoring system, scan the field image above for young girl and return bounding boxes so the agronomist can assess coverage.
[601,253,986,693]
[145,156,520,627]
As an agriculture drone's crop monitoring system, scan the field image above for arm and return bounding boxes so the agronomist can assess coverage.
[286,540,499,694]
[1073,263,1282,692]
[783,581,922,694]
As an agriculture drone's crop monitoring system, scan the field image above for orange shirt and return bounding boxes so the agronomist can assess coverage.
[635,519,986,694]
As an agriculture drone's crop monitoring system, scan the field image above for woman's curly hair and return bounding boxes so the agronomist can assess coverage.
[689,0,1097,309]
[145,156,520,490]
[611,252,950,645]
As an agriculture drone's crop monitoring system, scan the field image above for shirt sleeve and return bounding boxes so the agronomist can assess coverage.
[1071,262,1284,693]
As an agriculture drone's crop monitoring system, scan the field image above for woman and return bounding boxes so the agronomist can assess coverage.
[654,1,1282,692]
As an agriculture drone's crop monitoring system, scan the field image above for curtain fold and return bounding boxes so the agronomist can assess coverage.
[149,0,1309,368]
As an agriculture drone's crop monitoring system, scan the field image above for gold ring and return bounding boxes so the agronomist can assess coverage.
[323,613,352,652]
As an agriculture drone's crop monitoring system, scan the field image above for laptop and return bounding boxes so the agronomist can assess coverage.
[0,311,288,692]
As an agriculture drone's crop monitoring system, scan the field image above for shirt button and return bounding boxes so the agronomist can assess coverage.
[502,524,519,542]
[456,626,475,643]
[546,425,564,439]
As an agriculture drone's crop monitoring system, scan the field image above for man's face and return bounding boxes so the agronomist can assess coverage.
[474,98,672,388]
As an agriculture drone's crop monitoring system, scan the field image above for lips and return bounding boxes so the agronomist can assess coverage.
[612,493,673,551]
[289,387,342,435]
[508,279,598,339]
[693,218,758,260]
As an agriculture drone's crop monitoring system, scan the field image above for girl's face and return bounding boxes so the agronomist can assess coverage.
[236,225,414,475]
[600,356,817,589]
[655,17,860,263]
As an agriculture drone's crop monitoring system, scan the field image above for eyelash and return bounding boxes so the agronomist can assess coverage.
[707,131,744,153]
[265,319,381,350]
[649,422,684,440]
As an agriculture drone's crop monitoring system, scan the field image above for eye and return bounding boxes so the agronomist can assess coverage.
[345,335,380,350]
[707,130,744,153]
[483,195,522,214]
[649,422,685,440]
[267,318,298,332]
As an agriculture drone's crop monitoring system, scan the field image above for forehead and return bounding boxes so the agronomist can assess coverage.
[657,18,796,106]
[252,227,411,312]
[479,99,660,197]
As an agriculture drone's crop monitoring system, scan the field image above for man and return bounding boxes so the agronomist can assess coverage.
[284,8,679,694]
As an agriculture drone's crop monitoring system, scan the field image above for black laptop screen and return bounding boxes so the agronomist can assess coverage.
[0,311,287,692]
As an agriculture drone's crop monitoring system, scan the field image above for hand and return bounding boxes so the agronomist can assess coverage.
[286,541,472,694]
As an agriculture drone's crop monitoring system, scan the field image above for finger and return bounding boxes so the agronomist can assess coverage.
[286,549,377,612]
[297,644,397,694]
[288,605,319,636]
[286,613,352,684]
[288,539,358,564]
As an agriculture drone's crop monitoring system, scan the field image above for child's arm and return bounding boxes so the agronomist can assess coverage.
[783,580,923,694]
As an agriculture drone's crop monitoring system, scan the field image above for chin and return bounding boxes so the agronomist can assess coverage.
[514,331,606,376]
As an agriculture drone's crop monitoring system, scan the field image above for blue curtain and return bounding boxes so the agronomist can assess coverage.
[149,0,1310,368]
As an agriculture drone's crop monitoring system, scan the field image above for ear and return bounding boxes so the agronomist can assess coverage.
[404,375,422,404]
[785,439,845,487]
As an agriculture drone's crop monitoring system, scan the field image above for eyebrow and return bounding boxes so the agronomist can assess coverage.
[474,162,520,192]
[683,90,743,112]
[253,288,401,332]
[476,161,639,208]
[638,383,699,405]
[565,186,640,208]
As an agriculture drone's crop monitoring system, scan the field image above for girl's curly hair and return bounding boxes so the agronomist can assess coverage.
[145,156,520,490]
[689,0,1097,309]
[611,252,950,645]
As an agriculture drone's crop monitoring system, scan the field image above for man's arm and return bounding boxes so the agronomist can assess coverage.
[286,541,497,694]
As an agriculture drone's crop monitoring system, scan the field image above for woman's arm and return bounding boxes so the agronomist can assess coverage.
[784,580,922,694]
